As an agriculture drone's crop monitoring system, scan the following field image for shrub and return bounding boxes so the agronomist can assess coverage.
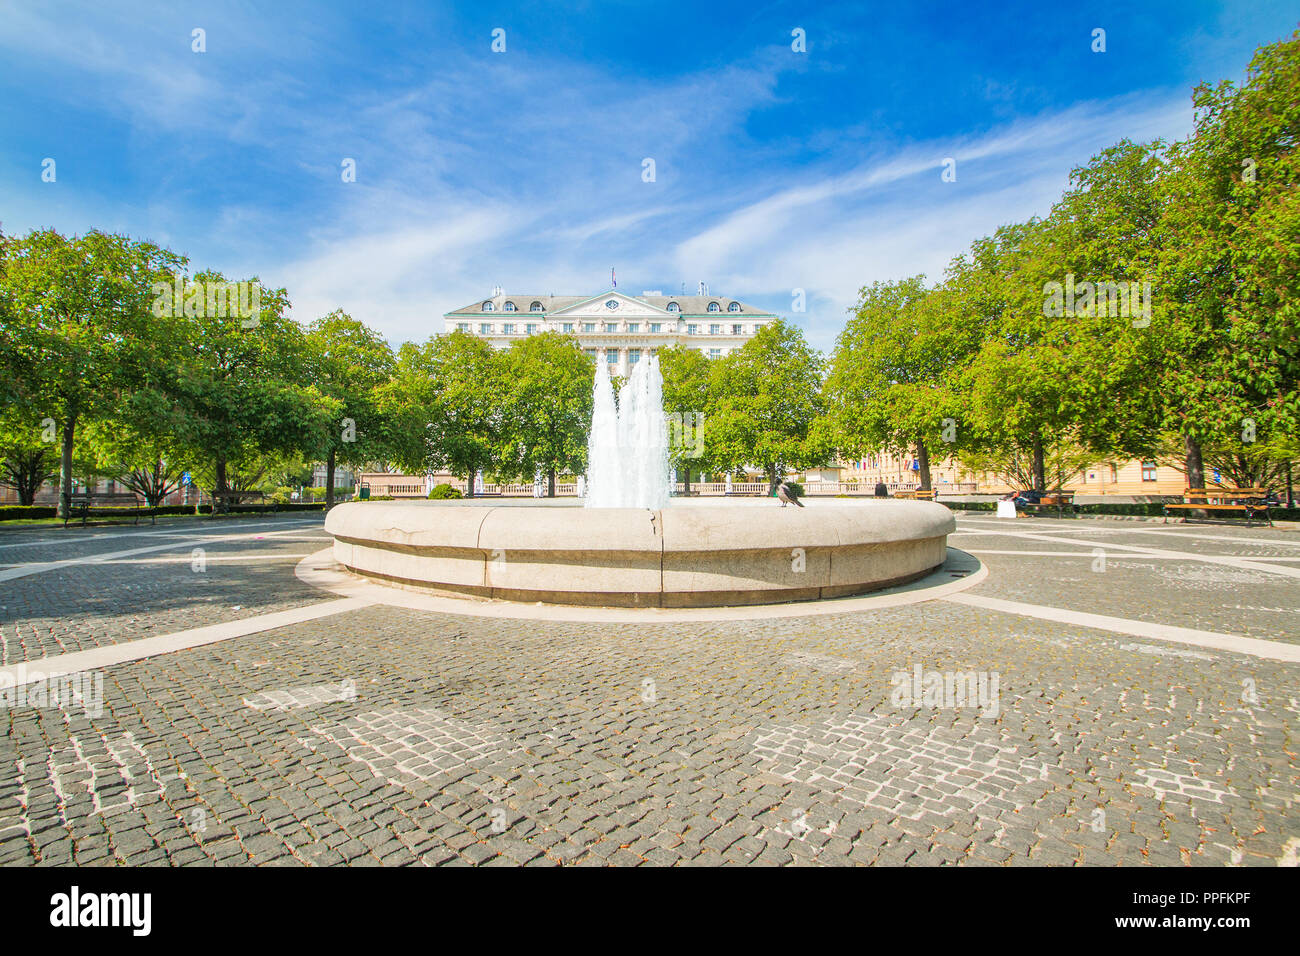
[428,483,463,499]
[0,506,58,521]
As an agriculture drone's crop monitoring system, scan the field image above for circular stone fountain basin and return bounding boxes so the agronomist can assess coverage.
[324,499,956,608]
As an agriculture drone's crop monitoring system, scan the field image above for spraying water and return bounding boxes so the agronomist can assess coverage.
[585,356,671,509]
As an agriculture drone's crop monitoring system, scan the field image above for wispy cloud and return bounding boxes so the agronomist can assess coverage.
[0,1,1275,352]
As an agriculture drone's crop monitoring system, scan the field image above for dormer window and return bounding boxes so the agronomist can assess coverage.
[727,301,741,312]
[482,301,494,312]
[530,301,544,312]
[503,301,516,312]
[666,302,680,312]
[707,301,721,312]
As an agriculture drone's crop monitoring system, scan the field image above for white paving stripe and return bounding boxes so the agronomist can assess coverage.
[100,553,316,565]
[956,527,1300,579]
[965,549,1300,561]
[957,518,1300,548]
[944,592,1300,663]
[0,524,323,585]
[0,597,374,686]
[0,517,322,551]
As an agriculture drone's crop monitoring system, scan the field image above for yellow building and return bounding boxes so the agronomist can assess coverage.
[835,452,1189,496]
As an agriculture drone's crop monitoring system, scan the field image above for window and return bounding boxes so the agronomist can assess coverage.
[707,302,720,312]
[605,299,619,310]
[687,324,698,334]
[1110,464,1118,482]
[530,301,544,312]
[503,301,516,312]
[606,348,619,364]
[628,348,641,364]
[584,348,598,360]
[502,323,515,334]
[561,322,574,333]
[666,302,680,312]
[1142,461,1157,481]
[727,302,741,312]
[649,323,661,333]
[604,322,619,333]
[456,322,469,332]
[479,323,493,334]
[482,301,494,312]
[627,323,639,333]
[732,324,743,335]
[583,322,596,333]
[708,348,722,359]
[525,323,538,334]
[709,324,721,335]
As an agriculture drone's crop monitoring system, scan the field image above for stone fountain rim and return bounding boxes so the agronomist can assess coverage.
[325,499,956,554]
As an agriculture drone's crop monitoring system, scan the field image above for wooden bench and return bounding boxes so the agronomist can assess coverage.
[893,489,939,500]
[1164,488,1271,526]
[211,490,277,513]
[65,492,155,527]
[1019,490,1076,517]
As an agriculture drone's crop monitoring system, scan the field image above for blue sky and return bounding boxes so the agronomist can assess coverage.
[1,1,1296,351]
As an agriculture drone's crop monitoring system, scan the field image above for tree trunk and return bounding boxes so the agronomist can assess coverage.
[57,416,76,520]
[325,448,337,510]
[766,463,779,495]
[547,466,556,498]
[1184,433,1204,500]
[214,459,229,514]
[465,470,475,499]
[1031,432,1046,492]
[916,438,932,491]
[683,468,692,497]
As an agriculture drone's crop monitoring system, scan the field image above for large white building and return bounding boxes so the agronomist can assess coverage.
[443,286,778,373]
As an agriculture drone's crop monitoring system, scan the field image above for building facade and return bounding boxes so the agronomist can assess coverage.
[838,451,1190,496]
[444,287,776,371]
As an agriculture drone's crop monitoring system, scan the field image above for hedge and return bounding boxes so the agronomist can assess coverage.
[0,501,328,522]
[940,500,1300,521]
[0,506,58,520]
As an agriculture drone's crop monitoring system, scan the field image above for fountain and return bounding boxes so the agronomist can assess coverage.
[324,352,956,608]
[585,357,670,510]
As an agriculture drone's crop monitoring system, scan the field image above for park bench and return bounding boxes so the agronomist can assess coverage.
[211,489,277,514]
[1163,488,1272,527]
[64,492,155,527]
[1018,490,1076,518]
[894,489,939,501]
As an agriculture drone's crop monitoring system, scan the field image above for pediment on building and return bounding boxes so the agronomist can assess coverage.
[547,290,673,319]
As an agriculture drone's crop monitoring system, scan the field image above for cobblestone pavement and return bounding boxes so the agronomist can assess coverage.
[0,512,1295,866]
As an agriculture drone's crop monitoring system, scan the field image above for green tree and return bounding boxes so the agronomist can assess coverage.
[0,229,185,517]
[379,331,504,497]
[658,344,712,494]
[498,332,594,496]
[304,310,396,508]
[165,272,334,512]
[0,411,58,505]
[1157,30,1300,488]
[824,277,974,491]
[707,319,828,491]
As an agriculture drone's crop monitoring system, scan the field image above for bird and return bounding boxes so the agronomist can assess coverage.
[777,481,804,508]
